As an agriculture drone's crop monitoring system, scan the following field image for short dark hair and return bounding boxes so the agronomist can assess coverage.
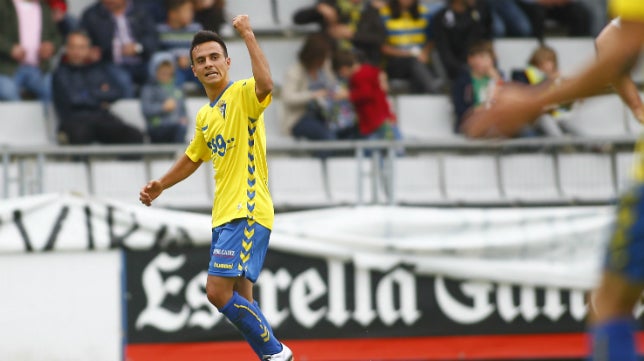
[298,33,332,70]
[190,30,228,64]
[332,50,356,72]
[165,0,190,11]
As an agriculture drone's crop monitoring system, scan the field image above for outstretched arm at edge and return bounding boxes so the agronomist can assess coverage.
[139,154,202,206]
[233,14,273,102]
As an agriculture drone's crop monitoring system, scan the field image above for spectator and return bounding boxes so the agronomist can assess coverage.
[281,33,347,141]
[140,56,188,144]
[52,30,144,144]
[133,0,167,23]
[332,50,401,141]
[486,0,533,38]
[433,0,493,80]
[154,0,202,91]
[379,0,443,93]
[451,41,502,132]
[192,0,225,32]
[513,45,574,136]
[80,0,159,96]
[518,0,592,39]
[45,0,78,37]
[293,0,387,65]
[0,0,61,101]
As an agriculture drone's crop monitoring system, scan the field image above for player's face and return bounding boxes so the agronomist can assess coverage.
[191,41,230,87]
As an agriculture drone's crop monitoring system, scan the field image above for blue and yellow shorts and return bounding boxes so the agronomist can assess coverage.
[605,183,644,282]
[208,218,271,283]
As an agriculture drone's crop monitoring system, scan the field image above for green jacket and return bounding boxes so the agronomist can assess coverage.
[0,0,61,75]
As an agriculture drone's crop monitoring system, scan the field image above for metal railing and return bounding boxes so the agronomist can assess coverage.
[0,135,639,208]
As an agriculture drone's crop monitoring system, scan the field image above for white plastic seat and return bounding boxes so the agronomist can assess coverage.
[90,160,147,203]
[565,94,628,136]
[0,161,19,199]
[0,101,50,146]
[493,39,540,77]
[443,155,502,202]
[268,157,330,208]
[616,151,637,193]
[501,154,559,202]
[150,159,213,209]
[392,155,443,204]
[276,0,318,29]
[227,38,302,88]
[326,157,376,205]
[558,153,615,201]
[226,0,279,32]
[43,161,90,195]
[396,95,457,139]
[110,99,147,133]
[185,97,209,142]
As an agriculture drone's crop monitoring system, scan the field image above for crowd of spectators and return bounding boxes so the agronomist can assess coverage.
[0,0,611,146]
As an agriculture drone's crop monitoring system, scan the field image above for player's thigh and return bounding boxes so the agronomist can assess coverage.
[591,271,643,323]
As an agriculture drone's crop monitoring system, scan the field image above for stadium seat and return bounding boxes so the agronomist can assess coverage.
[392,155,444,204]
[150,159,213,209]
[443,154,502,203]
[226,0,279,32]
[66,0,93,18]
[110,99,147,133]
[268,156,330,208]
[500,153,560,202]
[227,37,303,88]
[565,94,628,136]
[396,95,458,139]
[43,161,90,196]
[494,39,540,77]
[0,101,51,146]
[90,160,147,204]
[326,157,377,205]
[616,151,637,193]
[0,161,19,199]
[557,153,616,201]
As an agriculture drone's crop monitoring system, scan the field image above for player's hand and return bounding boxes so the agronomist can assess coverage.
[232,14,252,36]
[162,98,177,112]
[39,42,55,60]
[461,82,543,138]
[139,180,163,206]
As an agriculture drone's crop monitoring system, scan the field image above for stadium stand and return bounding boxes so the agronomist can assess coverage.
[42,161,90,195]
[89,160,147,204]
[326,156,377,205]
[150,159,214,209]
[565,94,629,136]
[557,153,616,202]
[443,154,502,203]
[0,102,51,146]
[268,156,330,208]
[392,155,444,205]
[396,95,458,139]
[500,153,560,203]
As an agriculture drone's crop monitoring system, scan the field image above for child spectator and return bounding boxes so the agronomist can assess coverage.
[332,50,401,141]
[46,0,77,37]
[451,41,502,132]
[513,45,574,137]
[155,0,203,91]
[140,57,188,143]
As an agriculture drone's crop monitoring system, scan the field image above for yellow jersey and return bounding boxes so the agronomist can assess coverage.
[380,4,432,50]
[186,77,274,229]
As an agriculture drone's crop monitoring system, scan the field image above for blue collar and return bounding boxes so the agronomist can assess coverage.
[209,81,234,107]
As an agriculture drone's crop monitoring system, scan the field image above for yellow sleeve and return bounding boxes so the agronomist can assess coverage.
[610,0,644,21]
[185,109,211,162]
[241,77,272,118]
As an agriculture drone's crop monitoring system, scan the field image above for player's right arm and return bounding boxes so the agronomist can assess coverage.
[596,18,644,123]
[139,155,202,206]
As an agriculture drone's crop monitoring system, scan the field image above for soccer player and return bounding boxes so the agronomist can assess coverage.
[138,16,294,361]
[462,1,644,360]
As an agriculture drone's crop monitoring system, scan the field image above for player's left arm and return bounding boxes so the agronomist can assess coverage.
[233,14,273,102]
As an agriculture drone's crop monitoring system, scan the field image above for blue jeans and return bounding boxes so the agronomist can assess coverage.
[0,65,51,101]
[488,0,533,37]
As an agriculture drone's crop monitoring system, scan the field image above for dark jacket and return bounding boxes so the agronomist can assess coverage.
[451,70,476,132]
[433,4,493,80]
[0,0,61,75]
[80,2,158,63]
[352,2,387,65]
[52,60,125,120]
